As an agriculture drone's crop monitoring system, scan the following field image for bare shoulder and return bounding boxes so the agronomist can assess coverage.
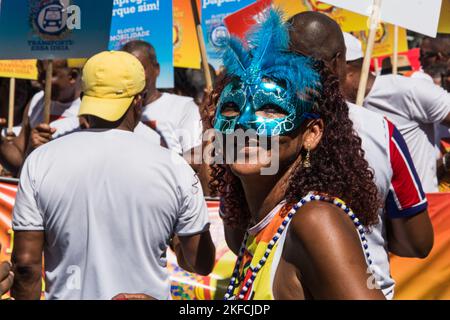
[282,200,385,299]
[284,200,364,265]
[288,200,358,245]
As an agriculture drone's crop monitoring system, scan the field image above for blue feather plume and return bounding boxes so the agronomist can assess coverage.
[221,8,321,100]
[246,8,290,72]
[222,36,250,78]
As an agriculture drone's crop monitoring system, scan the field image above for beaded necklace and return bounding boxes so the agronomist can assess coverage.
[224,193,373,300]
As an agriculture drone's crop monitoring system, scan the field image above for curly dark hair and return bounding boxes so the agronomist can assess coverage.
[202,60,381,229]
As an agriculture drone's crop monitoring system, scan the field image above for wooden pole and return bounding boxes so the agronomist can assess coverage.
[43,60,53,124]
[392,25,399,75]
[374,58,380,76]
[7,78,15,135]
[190,0,213,92]
[356,0,382,106]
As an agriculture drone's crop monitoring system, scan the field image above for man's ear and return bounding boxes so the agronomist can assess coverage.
[329,52,342,75]
[133,94,144,116]
[69,69,80,84]
[155,63,160,78]
[302,119,324,150]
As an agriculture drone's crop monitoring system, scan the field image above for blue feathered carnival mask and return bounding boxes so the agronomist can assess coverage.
[214,9,321,137]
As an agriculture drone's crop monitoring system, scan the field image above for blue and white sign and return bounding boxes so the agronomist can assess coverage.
[0,0,114,59]
[109,0,173,88]
[201,0,255,70]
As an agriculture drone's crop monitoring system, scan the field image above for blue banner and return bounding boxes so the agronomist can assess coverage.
[201,0,255,70]
[0,0,113,60]
[109,0,174,88]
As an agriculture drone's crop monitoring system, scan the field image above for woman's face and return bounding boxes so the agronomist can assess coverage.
[214,77,323,177]
[214,79,319,137]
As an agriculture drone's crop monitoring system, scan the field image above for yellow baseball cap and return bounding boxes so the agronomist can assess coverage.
[79,51,146,122]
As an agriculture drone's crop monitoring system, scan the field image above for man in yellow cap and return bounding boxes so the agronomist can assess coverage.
[10,51,215,300]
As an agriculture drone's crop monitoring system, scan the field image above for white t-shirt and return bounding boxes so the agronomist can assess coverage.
[141,93,203,154]
[28,91,81,129]
[13,129,210,300]
[50,117,161,146]
[411,71,450,158]
[364,74,450,192]
[411,70,434,83]
[348,104,394,299]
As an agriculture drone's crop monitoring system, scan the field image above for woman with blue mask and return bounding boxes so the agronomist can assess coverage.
[206,10,385,300]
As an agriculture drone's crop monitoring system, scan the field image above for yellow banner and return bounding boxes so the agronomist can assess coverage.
[438,0,450,34]
[274,0,368,32]
[0,60,38,80]
[67,59,87,69]
[353,23,409,58]
[173,0,201,69]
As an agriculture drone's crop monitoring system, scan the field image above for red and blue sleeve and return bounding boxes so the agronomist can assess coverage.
[385,120,428,219]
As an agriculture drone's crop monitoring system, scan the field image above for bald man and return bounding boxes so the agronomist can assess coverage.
[290,11,434,294]
[288,12,348,87]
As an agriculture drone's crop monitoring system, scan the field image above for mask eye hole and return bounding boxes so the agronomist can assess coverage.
[256,104,288,119]
[221,102,240,117]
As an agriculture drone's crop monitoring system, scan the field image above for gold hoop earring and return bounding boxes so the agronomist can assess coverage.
[303,146,311,168]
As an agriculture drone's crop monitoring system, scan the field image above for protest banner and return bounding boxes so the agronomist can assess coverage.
[274,0,368,32]
[110,0,174,88]
[0,59,38,133]
[320,0,443,37]
[0,0,113,59]
[0,0,113,124]
[67,58,87,68]
[0,60,38,80]
[200,0,255,70]
[353,23,408,58]
[224,0,272,40]
[173,0,201,69]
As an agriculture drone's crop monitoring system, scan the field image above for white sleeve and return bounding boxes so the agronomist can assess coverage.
[174,168,210,236]
[178,100,203,153]
[409,79,450,124]
[12,156,44,231]
[50,117,81,139]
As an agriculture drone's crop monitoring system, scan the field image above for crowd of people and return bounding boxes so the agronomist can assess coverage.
[0,8,449,300]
